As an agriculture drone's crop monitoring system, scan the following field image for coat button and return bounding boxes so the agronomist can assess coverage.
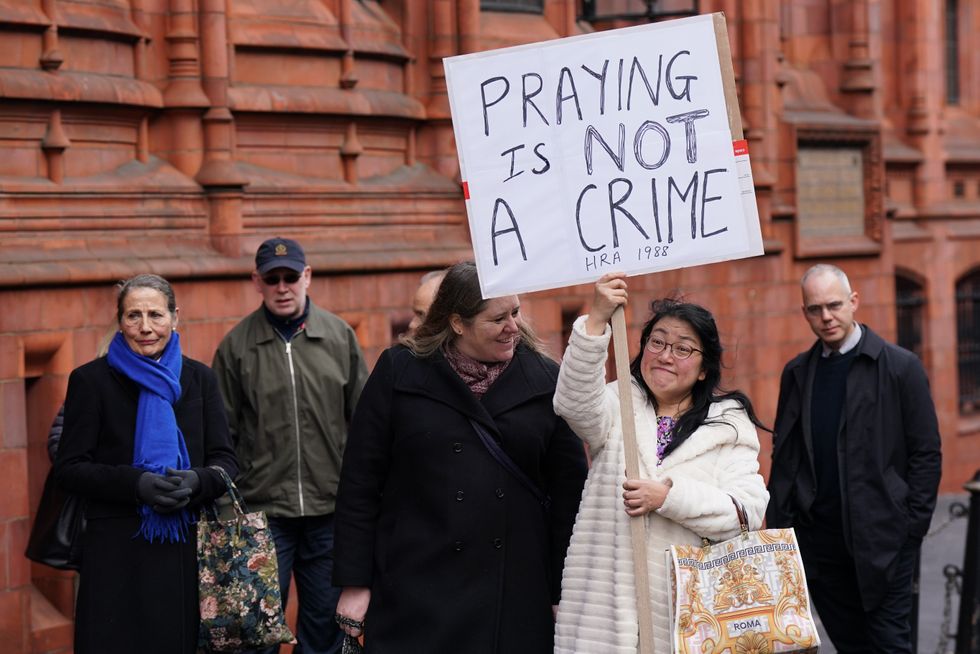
[456,490,465,501]
[453,442,462,453]
[493,538,503,549]
[495,488,504,499]
[454,541,464,552]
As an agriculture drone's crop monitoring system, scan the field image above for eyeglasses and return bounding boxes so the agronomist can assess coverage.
[804,300,846,317]
[261,272,301,286]
[645,337,702,360]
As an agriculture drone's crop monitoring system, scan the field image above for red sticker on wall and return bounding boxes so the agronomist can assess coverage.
[462,181,470,199]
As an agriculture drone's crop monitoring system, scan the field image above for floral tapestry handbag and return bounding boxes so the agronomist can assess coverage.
[197,466,295,652]
[667,498,821,654]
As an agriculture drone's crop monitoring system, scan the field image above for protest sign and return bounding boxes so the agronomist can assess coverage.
[447,16,760,652]
[444,13,763,299]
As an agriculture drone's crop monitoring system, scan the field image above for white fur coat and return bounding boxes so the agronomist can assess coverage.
[553,316,769,654]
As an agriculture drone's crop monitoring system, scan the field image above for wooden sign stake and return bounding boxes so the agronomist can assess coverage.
[611,306,654,654]
[609,16,743,653]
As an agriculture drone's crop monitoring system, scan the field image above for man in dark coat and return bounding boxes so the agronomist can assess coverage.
[766,263,942,654]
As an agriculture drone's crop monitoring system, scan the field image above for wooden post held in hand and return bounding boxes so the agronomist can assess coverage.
[611,306,654,654]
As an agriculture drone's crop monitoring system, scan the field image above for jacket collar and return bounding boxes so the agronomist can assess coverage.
[855,324,884,359]
[789,324,882,469]
[393,344,556,432]
[789,322,881,388]
[251,302,330,344]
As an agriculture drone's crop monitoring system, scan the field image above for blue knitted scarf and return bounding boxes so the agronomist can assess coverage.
[107,331,192,543]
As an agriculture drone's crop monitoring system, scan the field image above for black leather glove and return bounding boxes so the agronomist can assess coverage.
[166,467,200,497]
[137,471,191,514]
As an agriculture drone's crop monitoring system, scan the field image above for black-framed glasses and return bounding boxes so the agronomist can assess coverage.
[261,272,301,286]
[645,337,702,360]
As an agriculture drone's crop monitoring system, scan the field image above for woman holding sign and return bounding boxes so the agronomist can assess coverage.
[333,261,588,653]
[553,272,769,654]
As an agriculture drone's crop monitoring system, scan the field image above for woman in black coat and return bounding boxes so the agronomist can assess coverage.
[54,274,238,654]
[333,261,588,654]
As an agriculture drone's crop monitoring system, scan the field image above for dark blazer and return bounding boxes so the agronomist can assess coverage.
[55,355,238,654]
[333,344,588,654]
[766,326,942,610]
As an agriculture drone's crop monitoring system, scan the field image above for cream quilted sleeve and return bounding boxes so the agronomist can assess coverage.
[553,315,619,455]
[654,402,769,542]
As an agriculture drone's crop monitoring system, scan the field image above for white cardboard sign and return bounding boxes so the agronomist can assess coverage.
[444,14,764,298]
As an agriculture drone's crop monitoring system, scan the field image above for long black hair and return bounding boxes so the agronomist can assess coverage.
[629,298,769,458]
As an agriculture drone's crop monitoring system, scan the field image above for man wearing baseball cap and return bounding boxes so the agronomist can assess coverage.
[213,237,368,654]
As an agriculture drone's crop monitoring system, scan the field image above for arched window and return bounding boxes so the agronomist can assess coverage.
[956,270,980,413]
[895,274,925,359]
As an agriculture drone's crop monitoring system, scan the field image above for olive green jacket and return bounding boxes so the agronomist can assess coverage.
[212,304,368,518]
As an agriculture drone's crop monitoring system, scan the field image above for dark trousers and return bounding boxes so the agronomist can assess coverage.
[248,514,344,654]
[797,528,919,654]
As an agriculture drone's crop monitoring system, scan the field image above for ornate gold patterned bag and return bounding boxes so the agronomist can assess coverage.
[667,500,820,654]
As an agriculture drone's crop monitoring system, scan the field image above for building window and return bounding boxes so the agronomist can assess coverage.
[582,0,700,22]
[946,0,960,105]
[954,179,966,198]
[481,0,544,13]
[895,275,924,359]
[957,270,980,413]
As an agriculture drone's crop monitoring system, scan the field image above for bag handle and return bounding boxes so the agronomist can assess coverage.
[730,495,750,535]
[701,495,750,549]
[208,465,249,517]
[470,419,552,510]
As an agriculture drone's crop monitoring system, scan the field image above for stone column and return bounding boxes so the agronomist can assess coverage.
[838,0,879,120]
[737,0,779,242]
[39,0,63,71]
[338,0,358,88]
[903,1,946,210]
[162,0,210,177]
[457,0,480,56]
[41,110,70,184]
[427,0,460,179]
[196,0,248,256]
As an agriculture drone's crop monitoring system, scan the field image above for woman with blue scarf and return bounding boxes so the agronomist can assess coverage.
[55,274,238,654]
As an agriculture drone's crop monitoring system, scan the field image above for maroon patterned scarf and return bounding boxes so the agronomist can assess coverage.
[443,344,511,397]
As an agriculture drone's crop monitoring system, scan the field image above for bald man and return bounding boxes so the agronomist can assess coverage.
[408,269,446,333]
[766,263,941,654]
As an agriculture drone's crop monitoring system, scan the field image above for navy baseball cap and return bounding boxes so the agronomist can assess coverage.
[255,237,307,274]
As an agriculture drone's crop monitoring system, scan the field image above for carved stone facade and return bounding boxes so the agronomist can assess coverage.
[1,1,978,651]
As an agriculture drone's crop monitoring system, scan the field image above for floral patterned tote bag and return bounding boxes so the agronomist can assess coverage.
[667,499,821,654]
[197,466,295,652]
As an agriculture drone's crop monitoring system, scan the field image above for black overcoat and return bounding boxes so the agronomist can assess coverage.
[765,326,941,610]
[333,344,588,654]
[54,355,238,654]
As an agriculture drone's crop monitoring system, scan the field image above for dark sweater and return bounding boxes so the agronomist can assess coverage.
[809,347,859,528]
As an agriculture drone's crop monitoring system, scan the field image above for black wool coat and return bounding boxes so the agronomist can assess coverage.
[765,326,942,610]
[333,344,588,654]
[55,356,238,654]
